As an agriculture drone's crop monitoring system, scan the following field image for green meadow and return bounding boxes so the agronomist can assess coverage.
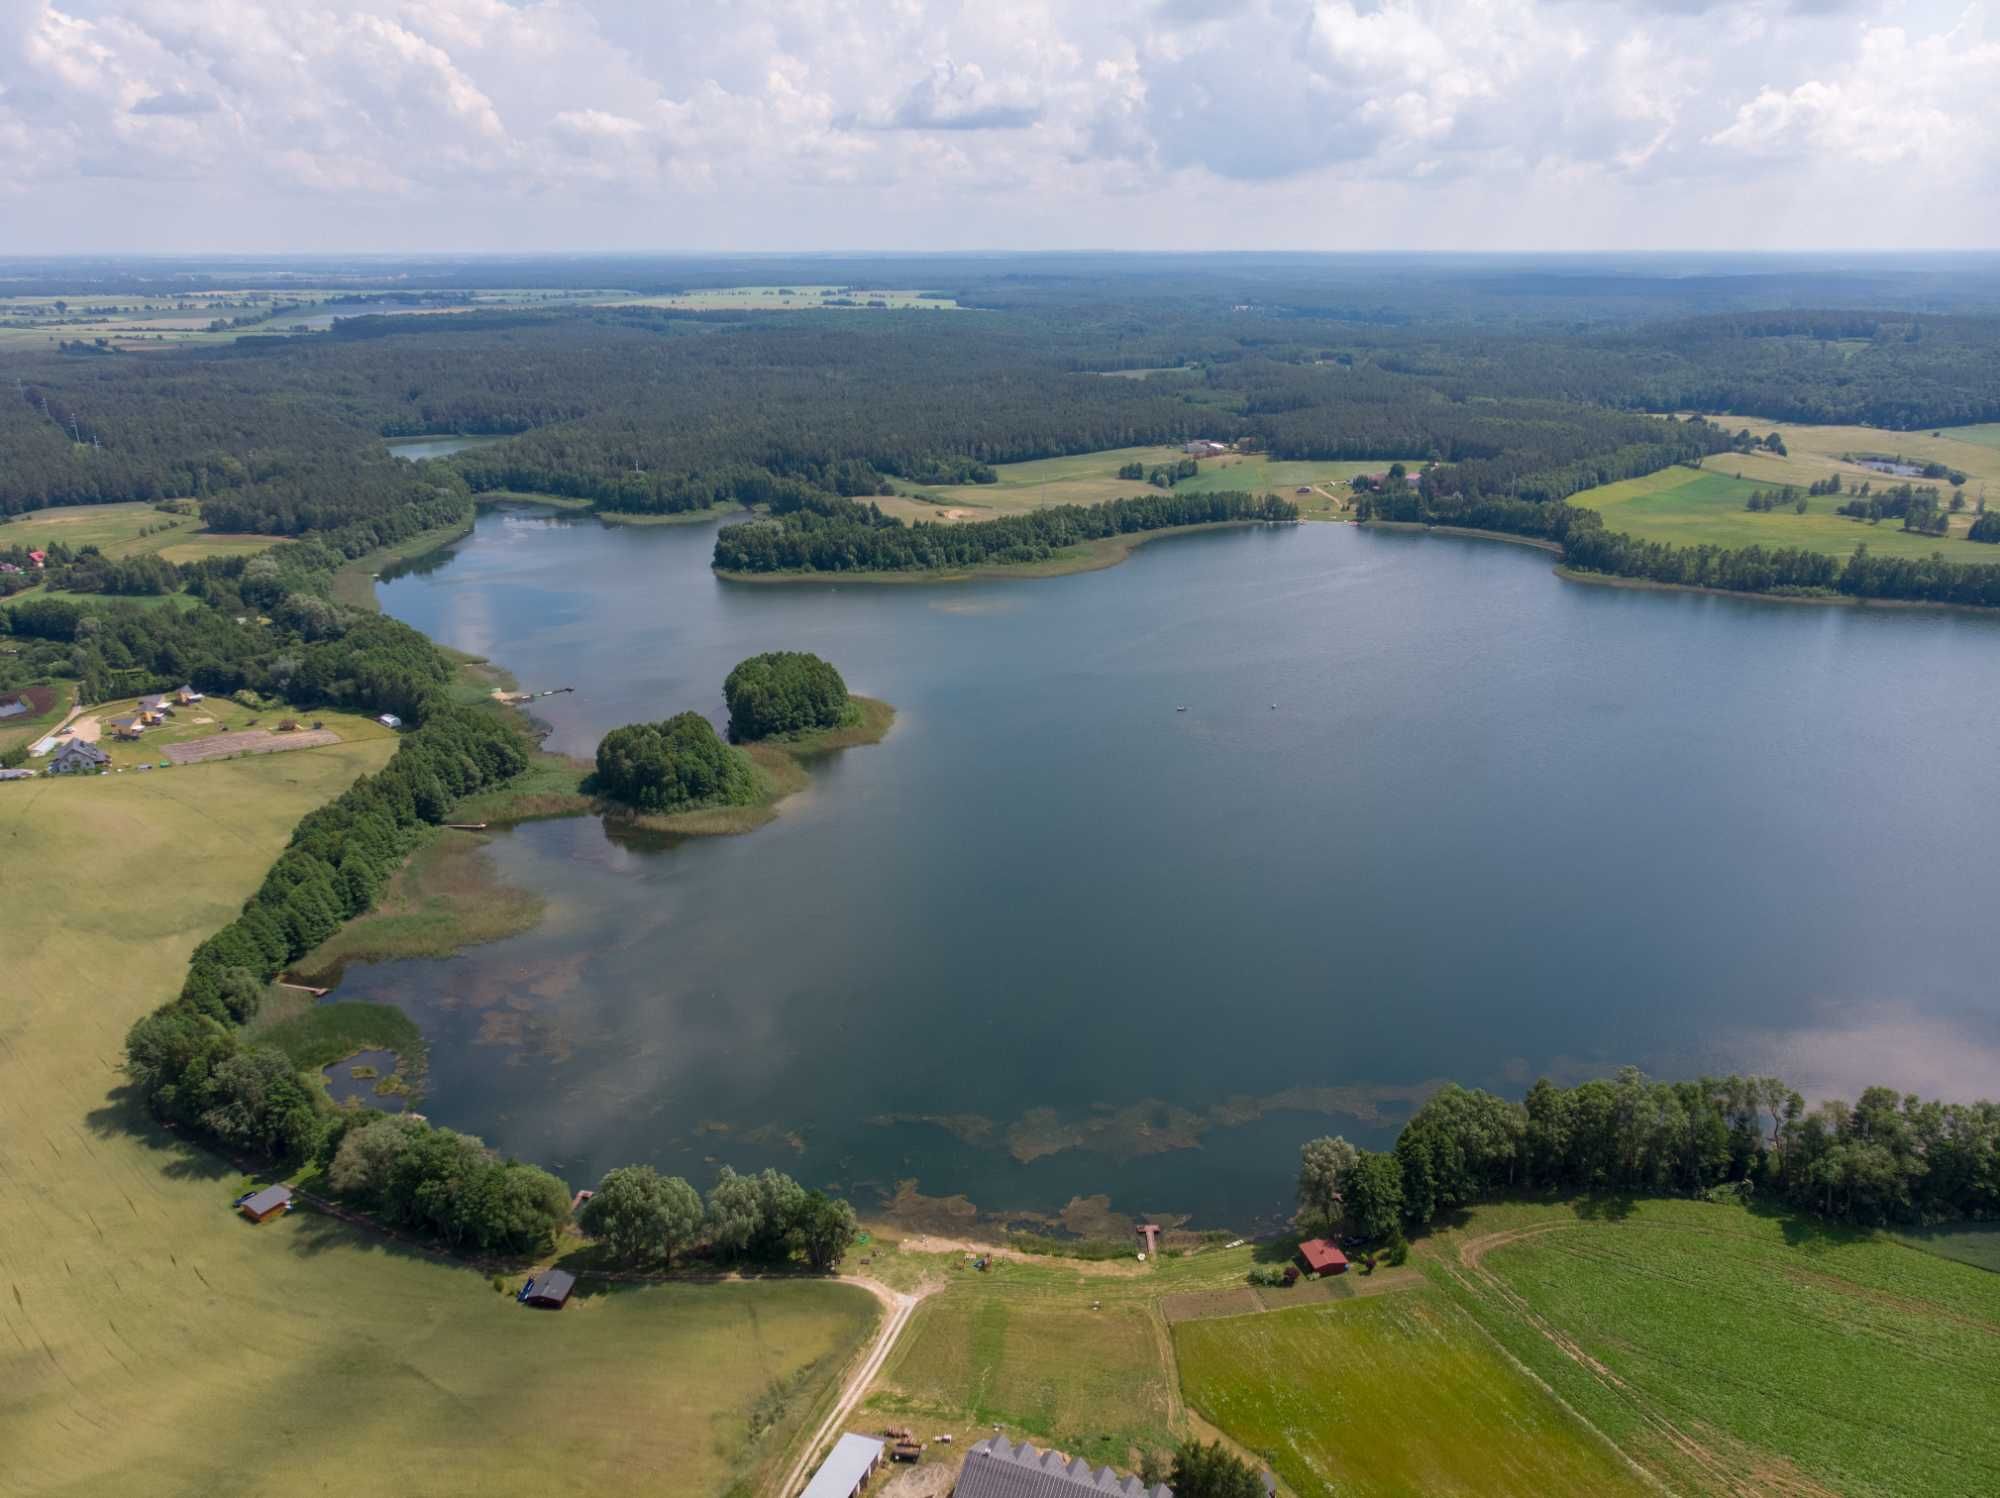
[1175,1290,1650,1498]
[1574,463,1999,560]
[1427,1199,2000,1498]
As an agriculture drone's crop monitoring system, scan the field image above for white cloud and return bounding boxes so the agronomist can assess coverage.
[0,0,1993,250]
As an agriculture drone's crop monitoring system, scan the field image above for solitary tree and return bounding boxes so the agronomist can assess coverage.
[1169,1439,1263,1498]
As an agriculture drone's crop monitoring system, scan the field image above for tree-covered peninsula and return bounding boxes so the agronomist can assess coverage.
[724,650,853,740]
[712,489,1298,576]
[591,710,757,813]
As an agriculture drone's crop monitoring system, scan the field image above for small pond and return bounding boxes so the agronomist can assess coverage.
[385,434,512,461]
[322,1049,407,1111]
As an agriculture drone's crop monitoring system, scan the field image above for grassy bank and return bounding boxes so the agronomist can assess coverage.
[330,517,475,611]
[288,826,548,981]
[1359,519,1565,554]
[0,715,880,1498]
[596,502,745,526]
[715,522,1270,586]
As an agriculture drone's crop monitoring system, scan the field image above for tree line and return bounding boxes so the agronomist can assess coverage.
[1298,1069,1999,1242]
[712,490,1297,574]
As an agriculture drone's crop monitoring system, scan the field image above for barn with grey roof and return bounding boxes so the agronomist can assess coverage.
[951,1437,1172,1498]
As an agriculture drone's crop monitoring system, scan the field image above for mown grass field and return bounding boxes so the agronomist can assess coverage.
[867,1278,1178,1468]
[1176,1290,1650,1498]
[877,446,1387,525]
[0,731,879,1497]
[2,500,287,567]
[1426,1198,2000,1498]
[1574,463,2000,560]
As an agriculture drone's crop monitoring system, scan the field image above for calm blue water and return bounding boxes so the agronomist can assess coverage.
[346,507,2000,1229]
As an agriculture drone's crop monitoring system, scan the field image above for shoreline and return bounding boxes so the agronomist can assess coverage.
[1549,565,2000,616]
[714,519,1275,585]
[1357,519,1564,555]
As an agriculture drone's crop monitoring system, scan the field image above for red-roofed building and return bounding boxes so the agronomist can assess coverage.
[28,550,47,568]
[1297,1238,1349,1276]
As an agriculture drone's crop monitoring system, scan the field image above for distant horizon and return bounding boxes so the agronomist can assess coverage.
[5,1,1996,257]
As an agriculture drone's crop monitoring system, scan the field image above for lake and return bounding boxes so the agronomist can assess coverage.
[386,434,511,461]
[353,507,2000,1231]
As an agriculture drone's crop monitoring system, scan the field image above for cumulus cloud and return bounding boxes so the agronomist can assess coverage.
[0,0,1993,249]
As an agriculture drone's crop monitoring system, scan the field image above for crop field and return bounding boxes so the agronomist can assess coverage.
[1175,1290,1650,1498]
[877,446,1388,524]
[867,1278,1177,1468]
[1946,422,2000,451]
[1574,462,1999,560]
[0,733,878,1497]
[1703,416,2000,496]
[1427,1199,2000,1498]
[1,501,287,569]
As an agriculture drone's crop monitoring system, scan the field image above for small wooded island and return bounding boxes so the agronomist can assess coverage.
[590,652,892,831]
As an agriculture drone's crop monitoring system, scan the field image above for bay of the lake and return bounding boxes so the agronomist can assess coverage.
[346,506,2000,1229]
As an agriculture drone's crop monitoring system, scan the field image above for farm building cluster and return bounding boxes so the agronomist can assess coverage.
[796,1432,1201,1498]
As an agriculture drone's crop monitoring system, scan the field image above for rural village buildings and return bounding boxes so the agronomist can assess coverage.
[800,1433,885,1498]
[951,1437,1175,1498]
[47,740,109,774]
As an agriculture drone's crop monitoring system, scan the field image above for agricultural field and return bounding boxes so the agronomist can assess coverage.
[0,740,879,1497]
[1,500,287,569]
[0,682,68,755]
[1175,1290,1651,1498]
[1573,463,1999,560]
[878,446,1388,524]
[864,1270,1178,1468]
[1427,1198,2000,1498]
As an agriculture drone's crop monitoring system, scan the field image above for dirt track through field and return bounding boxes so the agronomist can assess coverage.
[165,728,340,763]
[774,1275,935,1498]
[1442,1223,1841,1498]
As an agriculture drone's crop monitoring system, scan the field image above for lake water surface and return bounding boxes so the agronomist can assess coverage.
[353,507,2000,1229]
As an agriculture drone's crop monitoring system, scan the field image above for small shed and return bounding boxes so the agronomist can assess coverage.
[521,1269,576,1309]
[801,1433,884,1498]
[239,1185,293,1223]
[377,713,403,729]
[1297,1237,1348,1276]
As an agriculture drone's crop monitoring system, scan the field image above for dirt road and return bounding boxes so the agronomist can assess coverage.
[773,1275,934,1498]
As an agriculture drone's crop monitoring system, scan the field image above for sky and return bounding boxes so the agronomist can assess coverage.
[1,0,1996,254]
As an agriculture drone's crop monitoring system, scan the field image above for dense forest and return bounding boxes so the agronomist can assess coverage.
[1301,1069,1998,1244]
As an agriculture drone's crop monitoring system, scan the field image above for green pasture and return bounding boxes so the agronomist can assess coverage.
[0,731,878,1497]
[1176,1290,1649,1498]
[1427,1198,2000,1498]
[1944,422,2000,452]
[1574,463,1999,560]
[2,500,286,567]
[869,1280,1177,1468]
[879,446,1384,525]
